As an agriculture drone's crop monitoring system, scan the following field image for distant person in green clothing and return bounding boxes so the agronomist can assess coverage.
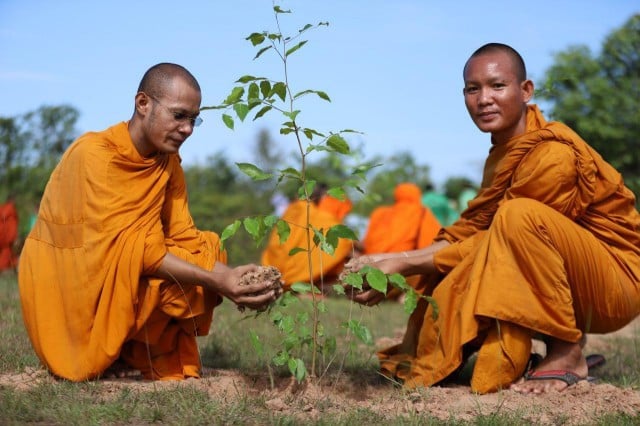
[457,182,478,214]
[421,183,458,226]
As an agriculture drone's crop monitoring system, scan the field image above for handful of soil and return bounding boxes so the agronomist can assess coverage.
[237,265,283,312]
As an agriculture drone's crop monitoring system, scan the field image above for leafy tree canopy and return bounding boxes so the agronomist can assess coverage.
[537,14,639,197]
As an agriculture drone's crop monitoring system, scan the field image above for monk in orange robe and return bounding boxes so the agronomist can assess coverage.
[359,182,441,296]
[344,43,640,394]
[361,182,441,255]
[0,195,19,271]
[18,63,281,382]
[261,193,354,292]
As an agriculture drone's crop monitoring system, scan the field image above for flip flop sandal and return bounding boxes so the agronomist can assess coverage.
[586,353,606,370]
[524,369,587,386]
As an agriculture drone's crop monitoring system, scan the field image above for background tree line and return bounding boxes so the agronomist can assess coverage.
[1,14,638,265]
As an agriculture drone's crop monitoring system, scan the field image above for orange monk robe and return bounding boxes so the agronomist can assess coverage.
[362,183,441,292]
[379,105,640,393]
[0,200,18,271]
[362,183,441,255]
[19,122,225,381]
[261,196,354,290]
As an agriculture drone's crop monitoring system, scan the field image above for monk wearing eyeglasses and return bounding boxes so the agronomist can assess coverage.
[18,63,282,381]
[344,43,640,394]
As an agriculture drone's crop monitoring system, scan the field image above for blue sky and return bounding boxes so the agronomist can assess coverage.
[1,1,637,187]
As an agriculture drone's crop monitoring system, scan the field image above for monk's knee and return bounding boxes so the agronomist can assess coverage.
[492,198,549,233]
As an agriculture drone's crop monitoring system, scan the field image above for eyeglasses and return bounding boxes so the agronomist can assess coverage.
[147,94,203,128]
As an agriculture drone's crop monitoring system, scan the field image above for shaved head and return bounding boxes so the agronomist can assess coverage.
[464,43,527,82]
[137,63,201,98]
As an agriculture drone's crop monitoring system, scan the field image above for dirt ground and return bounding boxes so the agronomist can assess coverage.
[2,318,639,425]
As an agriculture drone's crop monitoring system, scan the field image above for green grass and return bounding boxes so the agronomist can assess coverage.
[1,271,639,425]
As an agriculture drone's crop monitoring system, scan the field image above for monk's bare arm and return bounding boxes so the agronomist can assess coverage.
[154,253,280,310]
[348,240,450,276]
[346,240,450,306]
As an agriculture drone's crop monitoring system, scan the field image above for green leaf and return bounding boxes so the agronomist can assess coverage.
[249,330,264,357]
[254,46,272,60]
[326,134,350,154]
[326,187,345,200]
[301,128,325,141]
[273,5,290,13]
[302,180,316,200]
[273,350,289,366]
[347,320,373,345]
[263,214,278,228]
[388,273,410,290]
[327,224,358,241]
[224,86,245,104]
[285,40,308,57]
[199,105,226,111]
[246,32,265,46]
[292,358,306,383]
[243,217,261,239]
[426,296,439,320]
[315,91,331,101]
[236,162,273,181]
[280,167,302,179]
[293,89,313,99]
[290,282,310,294]
[403,290,418,314]
[236,75,257,83]
[288,247,306,256]
[280,316,295,334]
[352,162,382,175]
[299,23,313,33]
[283,110,300,121]
[260,80,272,98]
[323,227,338,250]
[297,311,310,324]
[366,268,388,294]
[342,272,363,289]
[332,284,346,295]
[220,220,241,242]
[233,103,249,121]
[276,219,290,244]
[248,82,260,102]
[254,105,272,120]
[222,114,234,130]
[271,82,287,102]
[323,336,337,357]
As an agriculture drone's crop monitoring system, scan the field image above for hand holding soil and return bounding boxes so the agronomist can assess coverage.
[237,265,284,312]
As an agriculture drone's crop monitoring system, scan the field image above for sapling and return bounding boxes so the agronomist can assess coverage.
[203,3,434,383]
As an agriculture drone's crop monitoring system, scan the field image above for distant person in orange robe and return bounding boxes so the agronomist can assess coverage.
[18,63,282,382]
[261,187,354,293]
[361,182,441,255]
[344,43,640,394]
[358,183,441,297]
[0,194,19,271]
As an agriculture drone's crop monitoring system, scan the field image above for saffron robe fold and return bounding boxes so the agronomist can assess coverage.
[261,196,353,290]
[19,122,225,381]
[379,105,640,393]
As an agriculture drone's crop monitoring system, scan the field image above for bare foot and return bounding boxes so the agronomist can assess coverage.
[510,338,588,394]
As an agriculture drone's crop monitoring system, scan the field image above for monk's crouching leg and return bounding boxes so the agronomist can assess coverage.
[471,320,532,394]
[120,282,219,380]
